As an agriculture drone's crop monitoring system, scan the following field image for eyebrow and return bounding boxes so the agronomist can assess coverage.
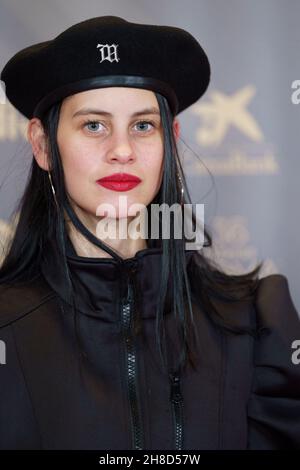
[72,107,160,118]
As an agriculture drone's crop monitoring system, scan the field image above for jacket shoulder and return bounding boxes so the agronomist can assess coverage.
[247,273,300,449]
[0,274,56,328]
[255,273,299,329]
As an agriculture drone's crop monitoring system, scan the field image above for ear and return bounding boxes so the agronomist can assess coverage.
[27,118,50,171]
[173,118,180,142]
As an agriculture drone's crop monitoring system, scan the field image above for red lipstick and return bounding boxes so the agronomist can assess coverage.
[96,172,142,192]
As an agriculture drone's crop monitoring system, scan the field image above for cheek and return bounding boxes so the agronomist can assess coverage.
[57,136,103,210]
[140,138,164,179]
[143,152,164,186]
[59,137,98,179]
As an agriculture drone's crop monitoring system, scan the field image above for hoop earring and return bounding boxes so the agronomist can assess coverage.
[177,171,184,205]
[48,171,59,208]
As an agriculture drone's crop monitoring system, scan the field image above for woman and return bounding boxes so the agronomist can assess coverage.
[0,15,299,450]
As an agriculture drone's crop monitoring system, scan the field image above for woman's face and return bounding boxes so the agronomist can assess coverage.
[56,87,167,219]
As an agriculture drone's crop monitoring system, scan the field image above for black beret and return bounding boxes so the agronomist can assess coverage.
[0,15,211,119]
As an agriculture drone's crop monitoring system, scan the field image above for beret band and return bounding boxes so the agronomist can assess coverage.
[33,74,179,119]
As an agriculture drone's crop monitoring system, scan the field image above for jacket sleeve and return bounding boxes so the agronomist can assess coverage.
[247,274,300,449]
[0,322,41,449]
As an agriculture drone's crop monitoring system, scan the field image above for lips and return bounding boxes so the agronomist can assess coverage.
[97,173,141,183]
[96,173,142,192]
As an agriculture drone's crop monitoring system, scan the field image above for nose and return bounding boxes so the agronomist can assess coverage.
[107,129,135,164]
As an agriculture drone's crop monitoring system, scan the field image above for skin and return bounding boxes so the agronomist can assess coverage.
[27,87,180,259]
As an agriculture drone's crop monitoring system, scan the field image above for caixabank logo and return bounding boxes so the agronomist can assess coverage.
[186,84,279,176]
[182,85,280,276]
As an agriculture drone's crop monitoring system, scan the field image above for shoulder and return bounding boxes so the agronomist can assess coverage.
[204,272,299,335]
[247,274,300,449]
[256,273,292,301]
[254,274,300,331]
[0,274,56,329]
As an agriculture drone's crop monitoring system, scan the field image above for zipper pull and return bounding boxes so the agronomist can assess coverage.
[121,261,138,300]
[170,373,183,403]
[127,262,138,299]
[128,261,138,277]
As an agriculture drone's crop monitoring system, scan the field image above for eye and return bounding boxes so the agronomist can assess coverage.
[83,120,104,133]
[133,120,155,133]
[82,119,156,134]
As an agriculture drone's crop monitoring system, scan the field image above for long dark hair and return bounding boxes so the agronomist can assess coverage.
[0,90,262,379]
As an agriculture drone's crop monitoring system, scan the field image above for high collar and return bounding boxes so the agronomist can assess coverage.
[40,234,196,322]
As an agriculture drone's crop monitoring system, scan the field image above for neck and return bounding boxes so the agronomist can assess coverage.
[64,206,148,260]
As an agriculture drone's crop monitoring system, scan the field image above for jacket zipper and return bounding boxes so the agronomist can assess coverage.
[121,263,184,450]
[121,267,144,450]
[170,373,184,450]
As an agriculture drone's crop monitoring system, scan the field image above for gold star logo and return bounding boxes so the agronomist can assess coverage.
[192,85,263,146]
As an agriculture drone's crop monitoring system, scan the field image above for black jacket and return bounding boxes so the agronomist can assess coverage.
[0,236,300,450]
